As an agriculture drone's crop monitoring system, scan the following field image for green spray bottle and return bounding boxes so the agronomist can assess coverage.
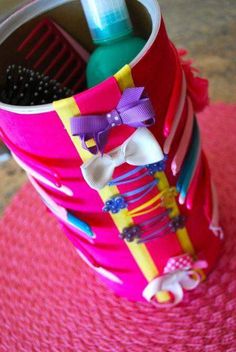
[81,0,146,88]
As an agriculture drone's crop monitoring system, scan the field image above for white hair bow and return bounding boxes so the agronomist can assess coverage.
[81,128,164,190]
[143,258,208,306]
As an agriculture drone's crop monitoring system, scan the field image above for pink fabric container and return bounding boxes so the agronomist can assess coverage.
[0,0,223,306]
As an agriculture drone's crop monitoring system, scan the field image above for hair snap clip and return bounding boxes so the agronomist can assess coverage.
[108,166,146,187]
[120,211,169,242]
[138,215,186,244]
[119,211,185,244]
[103,179,158,214]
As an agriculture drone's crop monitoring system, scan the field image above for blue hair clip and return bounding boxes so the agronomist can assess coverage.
[103,195,128,214]
[146,154,168,175]
[103,179,158,214]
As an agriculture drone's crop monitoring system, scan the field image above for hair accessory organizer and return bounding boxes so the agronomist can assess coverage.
[0,0,223,306]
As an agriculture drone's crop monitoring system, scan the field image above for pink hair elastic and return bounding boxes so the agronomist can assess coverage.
[163,44,183,137]
[171,97,194,176]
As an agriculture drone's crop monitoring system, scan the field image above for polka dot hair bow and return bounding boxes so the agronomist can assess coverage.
[70,87,156,154]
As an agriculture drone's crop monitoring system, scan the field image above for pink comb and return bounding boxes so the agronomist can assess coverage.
[18,19,89,93]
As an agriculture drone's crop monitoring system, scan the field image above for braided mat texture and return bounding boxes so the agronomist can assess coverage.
[0,103,236,352]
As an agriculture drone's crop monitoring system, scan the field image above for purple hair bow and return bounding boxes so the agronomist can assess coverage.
[70,87,156,154]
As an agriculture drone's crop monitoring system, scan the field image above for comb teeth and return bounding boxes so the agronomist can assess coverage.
[0,65,73,106]
[18,19,87,92]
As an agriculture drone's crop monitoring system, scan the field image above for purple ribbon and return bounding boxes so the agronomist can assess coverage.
[70,87,156,154]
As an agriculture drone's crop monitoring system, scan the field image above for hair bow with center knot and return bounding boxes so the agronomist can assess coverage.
[143,255,208,306]
[70,87,156,154]
[81,128,164,190]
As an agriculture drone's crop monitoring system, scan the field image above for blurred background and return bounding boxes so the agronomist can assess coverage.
[0,0,236,215]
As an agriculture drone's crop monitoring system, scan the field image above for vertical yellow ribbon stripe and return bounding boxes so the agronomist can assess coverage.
[114,65,171,302]
[115,65,204,278]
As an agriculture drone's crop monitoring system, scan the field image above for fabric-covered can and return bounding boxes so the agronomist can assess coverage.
[0,0,223,306]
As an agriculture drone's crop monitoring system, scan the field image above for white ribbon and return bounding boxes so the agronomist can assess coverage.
[210,181,224,240]
[76,249,123,285]
[143,269,202,306]
[81,127,164,190]
[164,72,187,154]
[12,152,73,196]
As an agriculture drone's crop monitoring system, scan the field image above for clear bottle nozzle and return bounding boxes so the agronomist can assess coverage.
[81,0,133,44]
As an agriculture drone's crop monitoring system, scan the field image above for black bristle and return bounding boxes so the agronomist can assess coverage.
[0,65,74,106]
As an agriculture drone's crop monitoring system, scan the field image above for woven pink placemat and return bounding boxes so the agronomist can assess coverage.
[0,103,236,352]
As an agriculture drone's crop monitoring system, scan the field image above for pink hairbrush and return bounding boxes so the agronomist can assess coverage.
[17,18,89,93]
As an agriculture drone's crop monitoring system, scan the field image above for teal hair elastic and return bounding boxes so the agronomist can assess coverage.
[177,118,201,204]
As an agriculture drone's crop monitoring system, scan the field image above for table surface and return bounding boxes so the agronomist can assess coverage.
[0,0,236,215]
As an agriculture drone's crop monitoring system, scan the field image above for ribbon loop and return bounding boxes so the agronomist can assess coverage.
[70,87,156,154]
